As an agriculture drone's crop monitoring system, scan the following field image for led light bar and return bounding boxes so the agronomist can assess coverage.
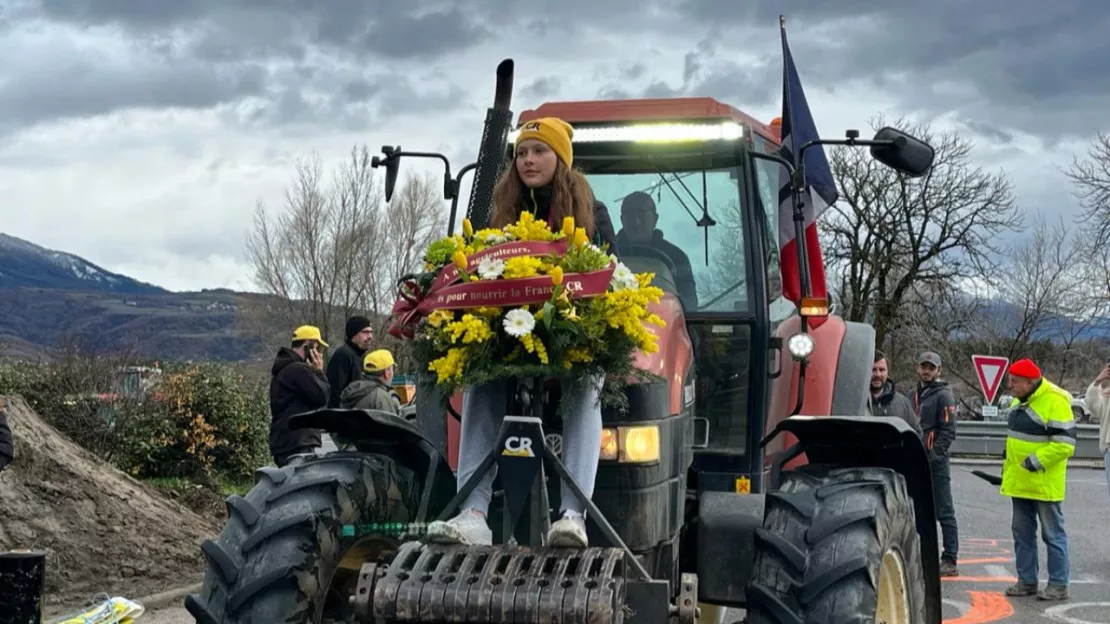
[507,121,746,144]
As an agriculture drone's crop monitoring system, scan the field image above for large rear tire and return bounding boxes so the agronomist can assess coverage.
[746,465,926,624]
[184,453,421,624]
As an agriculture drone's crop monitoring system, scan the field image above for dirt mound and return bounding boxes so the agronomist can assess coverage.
[0,396,220,610]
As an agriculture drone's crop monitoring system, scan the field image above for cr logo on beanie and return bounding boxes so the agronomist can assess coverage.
[515,117,575,168]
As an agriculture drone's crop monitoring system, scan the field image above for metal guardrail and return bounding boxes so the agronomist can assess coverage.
[950,420,1104,460]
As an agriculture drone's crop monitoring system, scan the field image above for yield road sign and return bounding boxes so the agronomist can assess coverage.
[972,354,1009,405]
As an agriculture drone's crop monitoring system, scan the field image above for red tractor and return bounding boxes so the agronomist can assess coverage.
[186,60,940,623]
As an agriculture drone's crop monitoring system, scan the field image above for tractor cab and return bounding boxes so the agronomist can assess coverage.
[513,98,795,493]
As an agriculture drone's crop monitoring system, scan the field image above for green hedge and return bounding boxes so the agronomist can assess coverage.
[0,358,270,484]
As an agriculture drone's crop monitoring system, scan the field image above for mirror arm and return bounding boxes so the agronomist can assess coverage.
[797,135,899,166]
[446,162,479,237]
[372,148,457,199]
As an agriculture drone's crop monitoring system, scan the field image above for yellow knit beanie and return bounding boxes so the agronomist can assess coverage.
[515,117,574,168]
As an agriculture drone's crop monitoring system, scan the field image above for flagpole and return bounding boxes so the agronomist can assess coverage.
[779,14,811,302]
[779,14,797,172]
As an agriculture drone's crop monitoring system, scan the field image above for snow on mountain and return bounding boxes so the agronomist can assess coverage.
[0,233,166,294]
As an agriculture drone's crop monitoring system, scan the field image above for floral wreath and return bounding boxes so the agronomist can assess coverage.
[388,212,666,411]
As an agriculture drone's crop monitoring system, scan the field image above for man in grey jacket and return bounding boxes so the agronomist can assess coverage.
[340,349,403,416]
[868,350,922,437]
[910,350,960,577]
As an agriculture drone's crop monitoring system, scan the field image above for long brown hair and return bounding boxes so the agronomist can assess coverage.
[490,159,597,237]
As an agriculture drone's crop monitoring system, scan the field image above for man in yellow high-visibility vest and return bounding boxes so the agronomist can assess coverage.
[1001,358,1074,601]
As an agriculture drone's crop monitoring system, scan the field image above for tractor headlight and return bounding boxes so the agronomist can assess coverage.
[599,425,660,463]
[787,332,815,360]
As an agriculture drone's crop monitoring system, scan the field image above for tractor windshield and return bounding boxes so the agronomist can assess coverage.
[586,166,751,314]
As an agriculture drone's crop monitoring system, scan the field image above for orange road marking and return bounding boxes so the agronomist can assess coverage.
[942,576,1017,583]
[955,557,1011,565]
[943,591,1014,624]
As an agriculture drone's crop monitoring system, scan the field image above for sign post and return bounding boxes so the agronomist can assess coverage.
[972,355,1009,419]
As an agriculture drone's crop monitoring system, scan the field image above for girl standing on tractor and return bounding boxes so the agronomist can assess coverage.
[424,117,618,548]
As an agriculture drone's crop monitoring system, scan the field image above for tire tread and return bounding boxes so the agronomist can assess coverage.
[184,454,419,623]
[746,466,927,624]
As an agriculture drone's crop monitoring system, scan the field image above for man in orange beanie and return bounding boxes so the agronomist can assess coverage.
[1001,358,1074,601]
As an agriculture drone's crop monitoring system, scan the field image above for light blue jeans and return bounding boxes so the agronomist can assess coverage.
[456,376,603,516]
[1012,497,1069,586]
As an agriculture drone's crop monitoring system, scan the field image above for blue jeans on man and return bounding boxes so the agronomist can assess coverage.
[1011,497,1069,591]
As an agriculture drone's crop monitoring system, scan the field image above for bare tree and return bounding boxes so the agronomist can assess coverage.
[819,114,1023,348]
[242,145,446,358]
[985,217,1085,359]
[1064,132,1110,248]
[899,216,1104,403]
[366,172,447,329]
[1054,225,1110,381]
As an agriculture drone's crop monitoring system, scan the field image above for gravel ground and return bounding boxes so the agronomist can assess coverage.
[138,606,193,624]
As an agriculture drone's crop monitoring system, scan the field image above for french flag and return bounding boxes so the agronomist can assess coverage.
[776,19,838,312]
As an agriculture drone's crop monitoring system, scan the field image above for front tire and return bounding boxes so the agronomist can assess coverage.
[746,465,925,624]
[184,453,420,623]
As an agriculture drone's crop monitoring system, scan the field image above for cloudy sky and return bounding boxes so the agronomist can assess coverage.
[1,1,1107,292]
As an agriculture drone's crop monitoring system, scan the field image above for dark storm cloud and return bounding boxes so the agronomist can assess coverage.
[0,52,267,130]
[593,35,779,107]
[521,77,562,100]
[3,2,495,134]
[679,0,1110,139]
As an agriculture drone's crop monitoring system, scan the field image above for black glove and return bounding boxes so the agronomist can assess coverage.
[1022,455,1039,472]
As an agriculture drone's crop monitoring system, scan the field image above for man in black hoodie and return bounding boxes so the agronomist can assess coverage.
[616,192,698,310]
[326,315,374,407]
[909,350,960,577]
[269,325,331,467]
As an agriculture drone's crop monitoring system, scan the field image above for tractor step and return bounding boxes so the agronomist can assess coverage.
[354,541,630,623]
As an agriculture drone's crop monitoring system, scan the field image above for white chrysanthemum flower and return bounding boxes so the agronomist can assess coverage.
[484,232,511,245]
[477,257,505,280]
[503,308,536,337]
[610,262,639,291]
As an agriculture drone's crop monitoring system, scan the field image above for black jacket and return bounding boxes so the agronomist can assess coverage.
[869,379,922,438]
[519,185,619,254]
[269,347,330,456]
[325,341,367,408]
[0,401,13,471]
[615,229,698,310]
[909,379,957,457]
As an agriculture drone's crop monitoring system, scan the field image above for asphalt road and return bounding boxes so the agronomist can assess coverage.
[935,462,1110,624]
[139,462,1110,624]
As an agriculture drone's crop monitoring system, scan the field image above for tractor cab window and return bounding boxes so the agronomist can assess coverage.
[586,166,751,314]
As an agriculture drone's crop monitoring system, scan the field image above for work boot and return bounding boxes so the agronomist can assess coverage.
[547,511,588,548]
[939,559,959,577]
[425,509,493,546]
[1004,582,1038,597]
[1038,584,1068,601]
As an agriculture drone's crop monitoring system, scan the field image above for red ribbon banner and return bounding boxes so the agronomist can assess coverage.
[388,239,615,338]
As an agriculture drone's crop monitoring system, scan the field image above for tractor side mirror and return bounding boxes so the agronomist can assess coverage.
[371,145,402,202]
[869,127,934,178]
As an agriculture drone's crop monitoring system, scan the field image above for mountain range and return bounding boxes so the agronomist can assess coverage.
[0,233,263,361]
[1,232,1107,362]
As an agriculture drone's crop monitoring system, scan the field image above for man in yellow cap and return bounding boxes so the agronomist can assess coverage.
[269,325,331,466]
[339,349,402,416]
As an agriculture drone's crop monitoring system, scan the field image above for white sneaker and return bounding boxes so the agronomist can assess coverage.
[547,512,588,548]
[425,509,493,546]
